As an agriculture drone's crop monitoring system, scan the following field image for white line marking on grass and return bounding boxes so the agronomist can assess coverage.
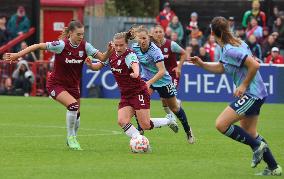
[0,123,123,138]
[1,133,122,138]
[0,123,122,134]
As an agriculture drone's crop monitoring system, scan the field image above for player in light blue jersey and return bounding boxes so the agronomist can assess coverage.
[131,26,195,144]
[190,16,281,176]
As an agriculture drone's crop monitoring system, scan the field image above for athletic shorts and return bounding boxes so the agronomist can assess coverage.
[150,83,177,99]
[169,73,180,88]
[46,80,80,100]
[229,94,265,116]
[118,89,150,110]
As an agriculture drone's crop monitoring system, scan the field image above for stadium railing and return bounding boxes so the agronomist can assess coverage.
[0,27,36,55]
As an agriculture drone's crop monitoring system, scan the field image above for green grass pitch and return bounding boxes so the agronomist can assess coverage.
[0,96,283,179]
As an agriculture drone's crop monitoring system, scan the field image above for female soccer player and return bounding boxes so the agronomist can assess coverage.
[189,16,282,176]
[4,20,112,150]
[131,26,195,144]
[85,31,178,142]
[152,24,188,122]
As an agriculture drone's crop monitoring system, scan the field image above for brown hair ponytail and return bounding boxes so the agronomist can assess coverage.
[211,16,241,47]
[58,20,83,40]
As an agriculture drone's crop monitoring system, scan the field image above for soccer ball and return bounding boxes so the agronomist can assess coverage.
[130,135,150,153]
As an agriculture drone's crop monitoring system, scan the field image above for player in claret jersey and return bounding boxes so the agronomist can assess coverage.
[4,20,113,150]
[85,31,178,142]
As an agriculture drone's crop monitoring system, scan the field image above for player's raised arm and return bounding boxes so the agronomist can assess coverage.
[3,43,46,62]
[94,42,114,62]
[189,56,224,74]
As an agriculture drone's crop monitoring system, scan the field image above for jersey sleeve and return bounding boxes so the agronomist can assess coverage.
[170,41,183,53]
[152,48,164,63]
[224,48,248,67]
[46,40,65,54]
[125,52,139,69]
[85,42,99,57]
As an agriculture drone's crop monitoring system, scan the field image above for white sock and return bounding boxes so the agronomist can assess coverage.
[123,123,140,138]
[66,110,77,137]
[75,117,80,136]
[163,106,172,114]
[150,118,170,128]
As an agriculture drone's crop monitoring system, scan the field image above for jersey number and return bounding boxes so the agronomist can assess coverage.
[237,95,249,105]
[138,95,145,105]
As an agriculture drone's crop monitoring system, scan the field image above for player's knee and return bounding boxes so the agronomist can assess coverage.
[170,106,179,113]
[215,119,227,133]
[67,102,79,111]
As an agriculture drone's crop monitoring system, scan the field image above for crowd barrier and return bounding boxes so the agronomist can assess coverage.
[82,63,284,103]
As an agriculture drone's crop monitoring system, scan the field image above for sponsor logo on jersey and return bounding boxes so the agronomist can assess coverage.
[164,48,168,53]
[65,58,83,64]
[79,51,84,57]
[163,54,169,59]
[111,67,122,73]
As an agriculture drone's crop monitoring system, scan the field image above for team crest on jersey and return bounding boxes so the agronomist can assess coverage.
[117,59,122,66]
[50,90,56,97]
[79,51,84,57]
[164,48,168,53]
[68,52,72,56]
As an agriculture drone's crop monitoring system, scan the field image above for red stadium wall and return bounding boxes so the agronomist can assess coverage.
[40,0,87,61]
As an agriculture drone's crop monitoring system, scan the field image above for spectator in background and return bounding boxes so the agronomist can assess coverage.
[12,60,34,96]
[187,25,203,46]
[168,16,184,45]
[228,16,236,33]
[186,12,198,34]
[19,41,37,62]
[170,31,179,44]
[165,26,172,39]
[273,17,283,34]
[235,25,246,40]
[242,0,266,28]
[271,32,282,49]
[198,47,210,62]
[247,34,262,62]
[262,34,280,59]
[7,6,30,39]
[189,38,200,56]
[0,76,12,95]
[265,47,284,64]
[156,2,176,31]
[204,35,217,62]
[0,14,8,46]
[185,45,193,60]
[260,26,270,44]
[267,6,280,30]
[246,17,263,42]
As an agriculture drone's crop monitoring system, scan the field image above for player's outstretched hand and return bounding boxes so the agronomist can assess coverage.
[85,56,93,67]
[3,53,20,62]
[188,56,204,67]
[234,84,247,98]
[107,41,114,54]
